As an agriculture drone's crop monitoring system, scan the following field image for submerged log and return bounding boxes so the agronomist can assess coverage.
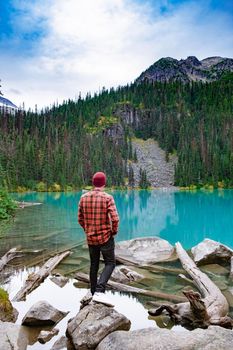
[74,272,186,303]
[178,273,196,287]
[0,248,22,272]
[26,240,85,268]
[16,201,42,208]
[116,255,183,275]
[13,250,70,301]
[148,242,233,329]
[32,229,69,241]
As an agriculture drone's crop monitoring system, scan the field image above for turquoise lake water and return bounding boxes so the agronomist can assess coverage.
[5,189,233,251]
[1,189,233,350]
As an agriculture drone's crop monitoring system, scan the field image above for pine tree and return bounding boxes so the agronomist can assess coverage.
[139,168,150,189]
[128,164,135,187]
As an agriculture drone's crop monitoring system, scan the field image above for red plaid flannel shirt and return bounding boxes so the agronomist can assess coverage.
[78,188,119,246]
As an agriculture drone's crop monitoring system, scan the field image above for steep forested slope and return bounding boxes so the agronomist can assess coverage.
[0,72,232,190]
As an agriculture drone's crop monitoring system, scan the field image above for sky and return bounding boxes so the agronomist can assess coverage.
[0,0,233,110]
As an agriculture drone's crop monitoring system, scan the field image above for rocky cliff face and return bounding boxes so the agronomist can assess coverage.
[113,103,155,135]
[136,56,233,83]
[103,122,124,146]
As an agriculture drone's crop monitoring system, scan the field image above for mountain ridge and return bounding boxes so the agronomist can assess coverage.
[136,55,233,84]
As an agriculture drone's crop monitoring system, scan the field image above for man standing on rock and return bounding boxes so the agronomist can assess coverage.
[78,171,119,305]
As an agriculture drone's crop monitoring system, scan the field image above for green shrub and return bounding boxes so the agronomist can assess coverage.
[36,181,47,192]
[48,183,61,192]
[0,287,9,302]
[0,287,13,313]
[16,186,28,193]
[64,184,74,192]
[0,189,17,220]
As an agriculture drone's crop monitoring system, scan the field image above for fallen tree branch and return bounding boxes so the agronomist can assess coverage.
[74,272,186,303]
[13,251,70,301]
[148,242,233,329]
[0,248,22,272]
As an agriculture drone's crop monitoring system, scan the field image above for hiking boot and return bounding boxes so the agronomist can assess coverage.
[92,292,114,307]
[80,291,93,305]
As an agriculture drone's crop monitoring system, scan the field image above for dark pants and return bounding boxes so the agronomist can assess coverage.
[88,236,116,295]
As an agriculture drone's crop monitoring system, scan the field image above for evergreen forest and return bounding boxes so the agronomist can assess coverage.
[0,73,232,191]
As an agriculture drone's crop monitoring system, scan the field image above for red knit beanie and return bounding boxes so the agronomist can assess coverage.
[92,172,106,187]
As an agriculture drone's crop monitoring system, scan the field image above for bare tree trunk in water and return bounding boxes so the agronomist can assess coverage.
[148,242,233,330]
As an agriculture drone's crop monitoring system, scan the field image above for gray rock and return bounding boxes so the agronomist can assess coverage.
[38,328,59,344]
[96,326,233,350]
[50,273,69,288]
[66,303,131,350]
[191,239,233,265]
[0,321,28,350]
[114,102,140,129]
[50,336,69,350]
[230,256,233,280]
[110,265,144,283]
[223,289,233,308]
[115,237,175,264]
[103,123,124,146]
[22,300,68,326]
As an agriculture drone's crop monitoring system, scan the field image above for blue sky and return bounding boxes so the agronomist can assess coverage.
[0,0,233,109]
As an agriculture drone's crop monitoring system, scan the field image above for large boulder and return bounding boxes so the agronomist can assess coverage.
[66,303,131,350]
[0,321,28,350]
[191,239,233,265]
[96,326,233,350]
[110,265,144,283]
[22,300,68,326]
[115,237,175,264]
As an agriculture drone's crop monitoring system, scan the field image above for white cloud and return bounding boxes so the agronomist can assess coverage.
[1,0,233,109]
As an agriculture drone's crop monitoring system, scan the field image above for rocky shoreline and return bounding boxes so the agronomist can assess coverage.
[0,237,233,349]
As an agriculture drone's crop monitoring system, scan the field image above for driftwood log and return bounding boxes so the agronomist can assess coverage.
[0,248,22,272]
[75,272,186,303]
[148,242,233,329]
[13,251,70,301]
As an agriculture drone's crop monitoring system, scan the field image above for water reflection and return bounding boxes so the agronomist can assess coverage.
[2,189,233,257]
[115,189,177,242]
[4,273,157,350]
[2,190,233,349]
[160,190,233,248]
